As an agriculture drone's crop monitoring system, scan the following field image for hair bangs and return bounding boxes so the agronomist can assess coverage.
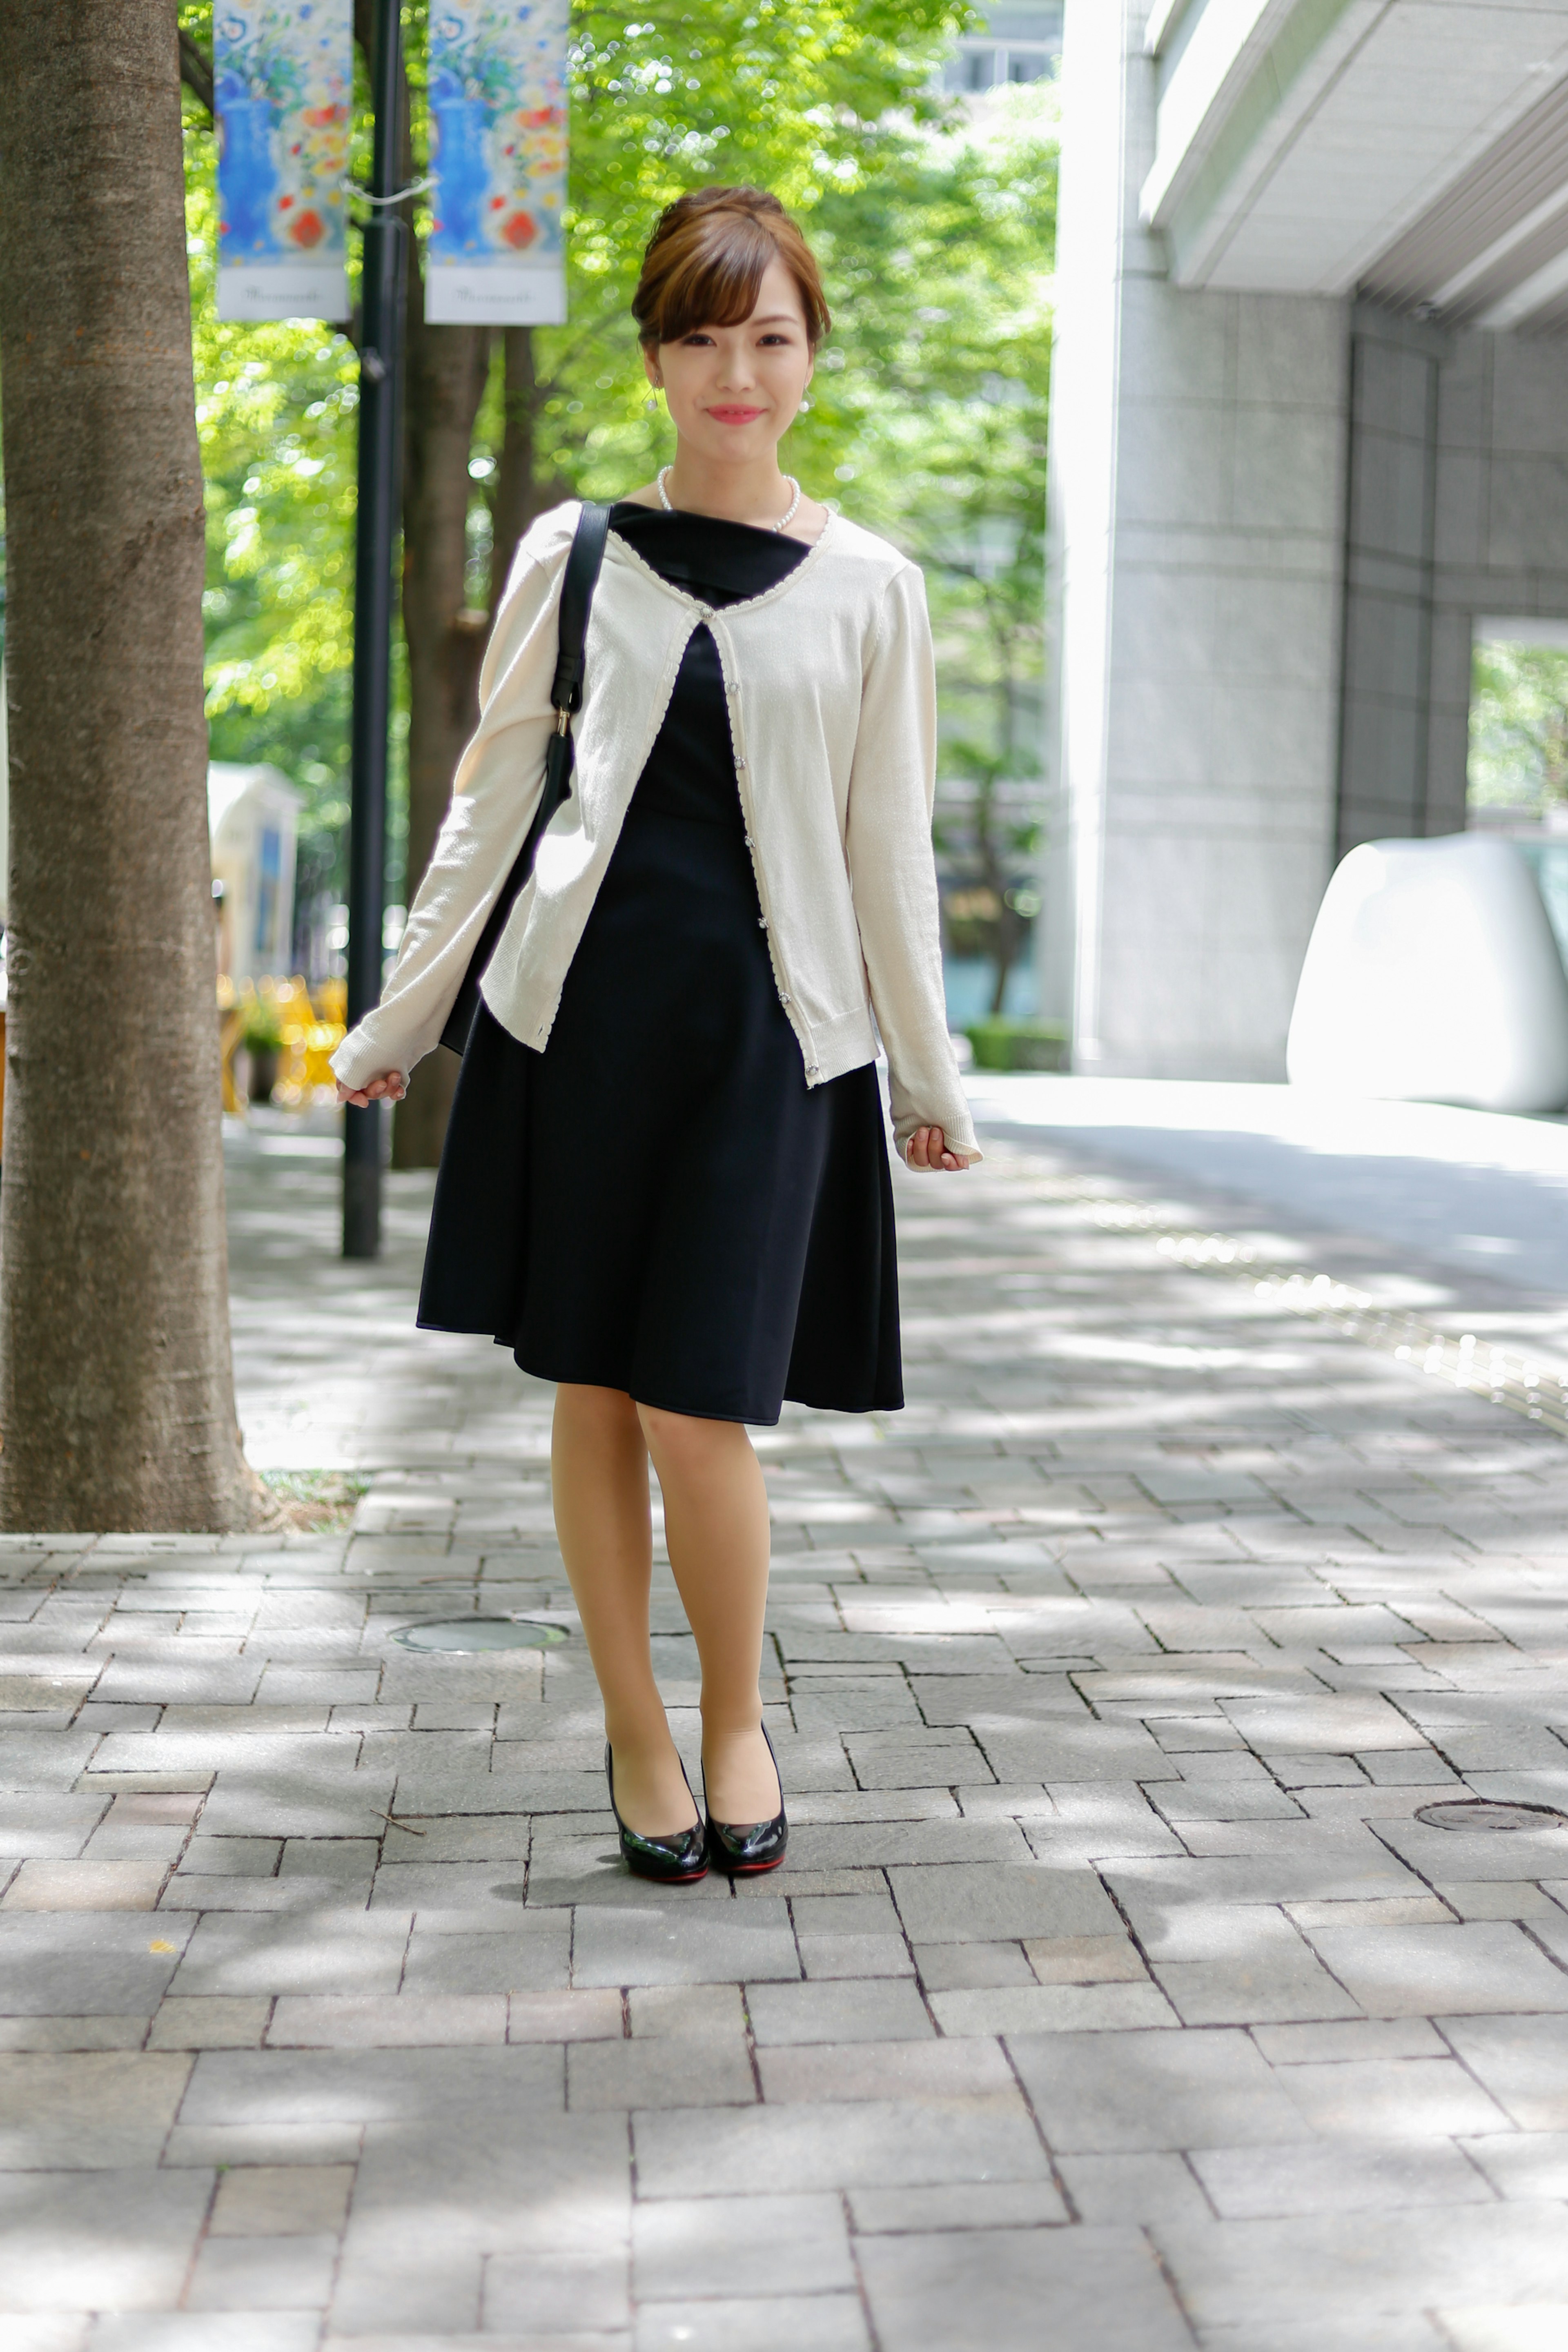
[632,186,831,350]
[653,217,777,345]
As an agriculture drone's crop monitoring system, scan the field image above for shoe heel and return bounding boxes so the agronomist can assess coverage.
[606,1743,708,1884]
[703,1720,788,1876]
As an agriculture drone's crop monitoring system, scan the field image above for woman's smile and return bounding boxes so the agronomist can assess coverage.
[706,403,766,423]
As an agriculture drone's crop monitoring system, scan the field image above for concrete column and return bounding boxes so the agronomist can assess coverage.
[1336,310,1568,850]
[1336,303,1448,856]
[1424,324,1487,843]
[1042,0,1350,1080]
[1428,327,1568,834]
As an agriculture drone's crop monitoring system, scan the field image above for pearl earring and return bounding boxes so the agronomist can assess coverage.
[798,394,811,412]
[646,384,662,413]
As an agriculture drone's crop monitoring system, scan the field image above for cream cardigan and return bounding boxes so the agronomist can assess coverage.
[331,498,980,1161]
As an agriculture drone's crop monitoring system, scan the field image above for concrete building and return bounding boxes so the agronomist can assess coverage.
[1044,0,1568,1077]
[944,4,1063,92]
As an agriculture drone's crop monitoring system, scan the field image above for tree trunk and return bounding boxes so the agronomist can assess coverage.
[0,2,261,1530]
[390,250,491,1170]
[491,327,568,614]
[985,613,1025,1018]
[989,910,1020,1018]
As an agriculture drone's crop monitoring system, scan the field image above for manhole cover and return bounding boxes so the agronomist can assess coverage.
[1414,1799,1566,1833]
[389,1617,568,1653]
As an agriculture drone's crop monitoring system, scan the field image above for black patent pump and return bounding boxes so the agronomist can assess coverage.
[605,1744,709,1884]
[703,1720,788,1876]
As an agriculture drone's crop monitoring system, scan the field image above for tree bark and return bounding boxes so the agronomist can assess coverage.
[389,252,492,1169]
[0,2,262,1530]
[177,27,214,116]
[490,327,568,615]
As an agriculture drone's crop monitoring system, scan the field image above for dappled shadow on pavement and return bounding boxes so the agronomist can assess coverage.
[2,1107,1568,2343]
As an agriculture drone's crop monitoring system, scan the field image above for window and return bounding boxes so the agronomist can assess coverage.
[1468,620,1568,828]
[1467,617,1568,969]
[942,7,1061,94]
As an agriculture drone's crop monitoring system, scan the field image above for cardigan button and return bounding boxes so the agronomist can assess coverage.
[757,916,768,930]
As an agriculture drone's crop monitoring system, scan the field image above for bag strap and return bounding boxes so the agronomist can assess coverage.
[550,500,612,718]
[434,500,612,1062]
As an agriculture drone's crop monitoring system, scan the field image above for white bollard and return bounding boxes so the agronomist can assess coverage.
[1287,833,1568,1115]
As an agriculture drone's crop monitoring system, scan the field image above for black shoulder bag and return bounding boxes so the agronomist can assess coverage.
[439,500,612,1056]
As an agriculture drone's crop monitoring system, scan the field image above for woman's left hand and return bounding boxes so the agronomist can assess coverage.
[905,1125,974,1172]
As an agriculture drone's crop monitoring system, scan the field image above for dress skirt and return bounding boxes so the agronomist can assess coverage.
[416,504,903,1426]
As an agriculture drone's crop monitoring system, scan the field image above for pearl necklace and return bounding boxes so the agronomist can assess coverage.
[657,465,802,534]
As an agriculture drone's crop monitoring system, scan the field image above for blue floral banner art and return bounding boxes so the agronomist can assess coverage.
[426,3,569,325]
[215,2,352,321]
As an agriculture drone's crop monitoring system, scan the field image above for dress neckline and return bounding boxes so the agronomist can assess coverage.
[609,502,815,548]
[608,503,810,606]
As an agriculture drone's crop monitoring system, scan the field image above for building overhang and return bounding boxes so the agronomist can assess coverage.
[1140,0,1568,327]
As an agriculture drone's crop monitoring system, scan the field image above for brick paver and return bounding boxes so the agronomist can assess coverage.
[5,1103,1568,2346]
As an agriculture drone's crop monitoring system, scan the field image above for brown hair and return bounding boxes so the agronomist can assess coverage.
[632,186,831,350]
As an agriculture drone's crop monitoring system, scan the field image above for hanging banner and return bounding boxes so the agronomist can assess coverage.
[425,2,569,325]
[215,3,353,322]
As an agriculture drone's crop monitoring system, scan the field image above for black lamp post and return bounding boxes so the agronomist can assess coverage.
[343,0,406,1258]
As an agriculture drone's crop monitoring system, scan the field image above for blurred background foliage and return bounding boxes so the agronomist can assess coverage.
[1470,640,1568,814]
[176,0,1056,947]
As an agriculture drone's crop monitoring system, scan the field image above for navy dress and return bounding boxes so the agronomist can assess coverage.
[417,505,902,1425]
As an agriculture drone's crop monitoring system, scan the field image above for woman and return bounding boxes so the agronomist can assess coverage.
[334,186,979,1884]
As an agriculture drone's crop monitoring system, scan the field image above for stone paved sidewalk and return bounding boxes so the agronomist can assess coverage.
[6,1106,1568,2349]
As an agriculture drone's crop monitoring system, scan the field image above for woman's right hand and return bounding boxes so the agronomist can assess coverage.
[336,1071,407,1109]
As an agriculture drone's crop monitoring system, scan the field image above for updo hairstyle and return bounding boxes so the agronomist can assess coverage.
[631,186,831,351]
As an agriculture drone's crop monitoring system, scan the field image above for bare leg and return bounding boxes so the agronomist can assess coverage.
[638,1406,780,1823]
[550,1383,698,1837]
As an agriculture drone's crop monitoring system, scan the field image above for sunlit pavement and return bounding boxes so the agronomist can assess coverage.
[6,1083,1568,2347]
[969,1074,1568,1299]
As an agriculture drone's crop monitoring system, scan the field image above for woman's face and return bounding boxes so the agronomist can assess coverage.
[647,255,814,465]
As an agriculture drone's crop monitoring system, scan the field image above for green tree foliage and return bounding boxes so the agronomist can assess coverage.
[188,165,362,845]
[1470,639,1568,812]
[444,0,1001,614]
[179,2,365,872]
[804,85,1056,1011]
[176,2,1054,984]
